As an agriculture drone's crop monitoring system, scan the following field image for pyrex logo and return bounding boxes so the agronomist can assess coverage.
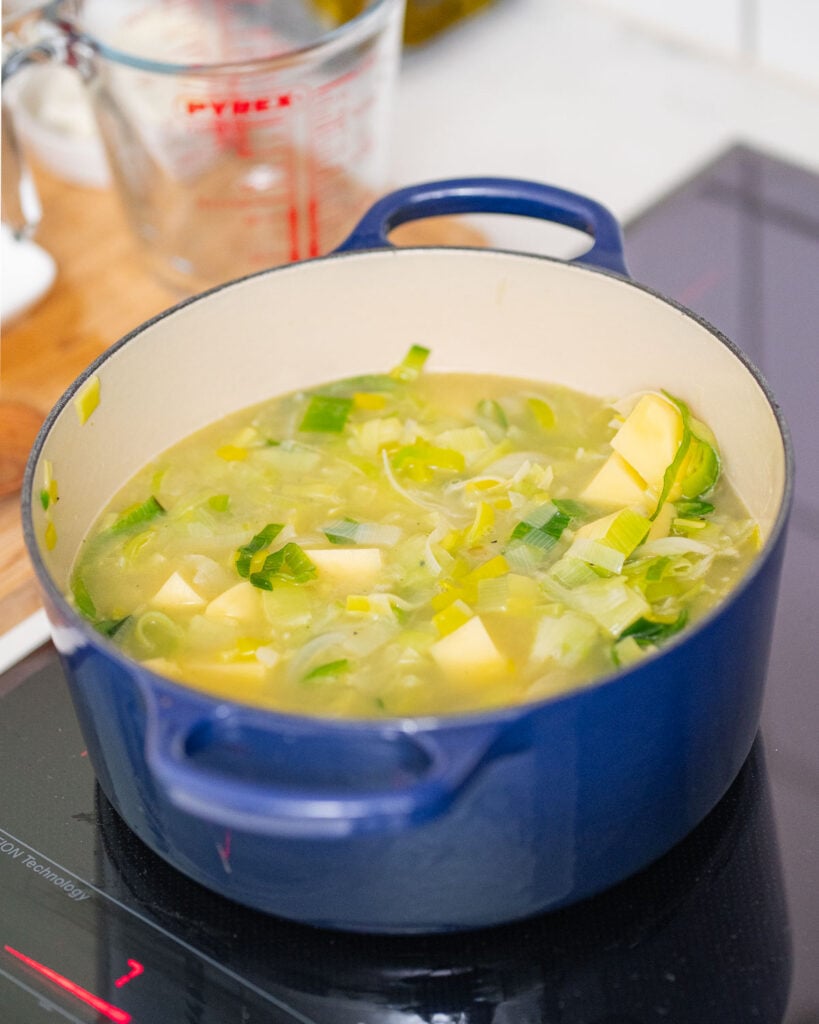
[184,95,293,115]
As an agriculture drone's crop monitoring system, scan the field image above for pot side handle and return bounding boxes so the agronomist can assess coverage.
[336,176,629,276]
[144,687,511,838]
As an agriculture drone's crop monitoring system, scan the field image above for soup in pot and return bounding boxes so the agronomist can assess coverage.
[67,346,759,717]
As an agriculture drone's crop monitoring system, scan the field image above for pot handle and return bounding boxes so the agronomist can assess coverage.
[336,176,629,276]
[144,686,513,838]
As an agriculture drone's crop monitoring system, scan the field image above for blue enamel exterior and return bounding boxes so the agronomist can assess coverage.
[23,178,792,932]
[44,524,787,932]
[336,176,630,275]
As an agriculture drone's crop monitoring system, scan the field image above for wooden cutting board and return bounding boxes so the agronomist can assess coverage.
[0,166,486,634]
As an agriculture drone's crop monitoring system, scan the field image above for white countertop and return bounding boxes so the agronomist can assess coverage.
[391,0,819,253]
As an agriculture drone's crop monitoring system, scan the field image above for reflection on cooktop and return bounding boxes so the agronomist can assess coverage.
[0,656,791,1024]
[94,739,790,1024]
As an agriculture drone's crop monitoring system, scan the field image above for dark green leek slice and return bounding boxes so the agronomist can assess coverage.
[675,499,715,519]
[620,609,688,647]
[511,503,571,550]
[235,523,284,578]
[249,542,316,590]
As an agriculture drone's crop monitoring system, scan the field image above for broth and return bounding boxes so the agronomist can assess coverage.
[68,348,759,717]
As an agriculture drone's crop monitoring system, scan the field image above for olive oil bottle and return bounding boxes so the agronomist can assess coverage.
[312,0,496,45]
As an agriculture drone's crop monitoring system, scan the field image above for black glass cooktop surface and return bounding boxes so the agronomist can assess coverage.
[1,144,817,1023]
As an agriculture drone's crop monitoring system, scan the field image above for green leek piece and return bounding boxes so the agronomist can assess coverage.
[476,398,508,430]
[652,392,693,521]
[681,429,721,498]
[533,612,599,668]
[299,395,353,433]
[612,635,650,667]
[548,555,600,589]
[620,609,688,647]
[527,396,555,430]
[109,495,165,534]
[133,611,183,658]
[71,577,96,619]
[675,499,715,519]
[390,344,430,382]
[391,603,410,625]
[645,555,671,581]
[391,440,465,475]
[249,542,317,590]
[565,577,650,636]
[304,658,349,681]
[569,537,626,574]
[94,616,130,638]
[235,523,284,577]
[510,503,571,550]
[74,375,100,425]
[551,498,589,522]
[207,494,230,512]
[323,518,359,545]
[39,489,50,511]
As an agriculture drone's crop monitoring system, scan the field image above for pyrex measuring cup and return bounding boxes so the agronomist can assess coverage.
[2,0,405,292]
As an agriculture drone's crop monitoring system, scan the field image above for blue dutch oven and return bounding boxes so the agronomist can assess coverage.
[22,178,793,933]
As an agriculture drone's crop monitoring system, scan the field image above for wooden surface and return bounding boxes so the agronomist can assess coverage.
[0,165,486,635]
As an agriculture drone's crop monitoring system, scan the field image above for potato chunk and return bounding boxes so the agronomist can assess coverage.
[610,393,683,489]
[151,572,206,610]
[581,451,649,509]
[308,548,383,586]
[430,616,509,684]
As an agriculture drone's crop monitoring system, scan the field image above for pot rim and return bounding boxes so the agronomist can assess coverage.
[21,244,796,734]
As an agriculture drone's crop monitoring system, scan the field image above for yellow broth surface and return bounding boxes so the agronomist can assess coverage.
[69,353,759,717]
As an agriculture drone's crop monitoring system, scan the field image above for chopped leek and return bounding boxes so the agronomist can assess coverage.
[70,346,757,719]
[612,635,650,667]
[236,523,284,578]
[552,498,589,522]
[249,542,317,590]
[681,417,721,498]
[510,502,571,550]
[392,441,465,478]
[322,518,402,547]
[74,375,100,425]
[323,517,360,545]
[527,396,555,430]
[72,577,96,619]
[304,658,349,681]
[476,398,508,434]
[620,609,688,646]
[675,499,715,519]
[94,617,130,638]
[390,344,430,382]
[300,395,353,433]
[109,496,165,534]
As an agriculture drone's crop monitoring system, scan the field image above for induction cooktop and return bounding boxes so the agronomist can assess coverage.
[2,143,817,1024]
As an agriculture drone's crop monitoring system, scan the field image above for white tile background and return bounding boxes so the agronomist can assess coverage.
[584,0,819,88]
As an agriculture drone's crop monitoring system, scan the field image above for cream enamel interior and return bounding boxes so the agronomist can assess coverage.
[31,248,788,590]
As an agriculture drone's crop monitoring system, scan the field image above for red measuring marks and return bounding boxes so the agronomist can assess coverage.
[4,945,132,1023]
